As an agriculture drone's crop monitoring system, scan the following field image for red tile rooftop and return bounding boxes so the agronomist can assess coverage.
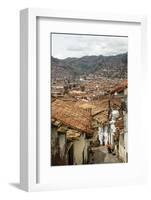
[110,80,128,94]
[52,99,93,134]
[52,96,124,131]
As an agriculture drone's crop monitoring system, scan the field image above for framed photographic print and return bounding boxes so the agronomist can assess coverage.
[20,8,147,191]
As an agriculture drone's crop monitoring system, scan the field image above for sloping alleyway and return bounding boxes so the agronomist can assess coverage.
[88,146,122,164]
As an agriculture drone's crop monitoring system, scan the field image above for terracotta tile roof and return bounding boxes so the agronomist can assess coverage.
[110,97,122,109]
[51,99,93,134]
[110,80,128,94]
[86,99,109,117]
[93,110,108,125]
[52,97,123,130]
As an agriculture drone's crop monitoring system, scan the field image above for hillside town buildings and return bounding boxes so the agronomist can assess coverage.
[51,76,128,165]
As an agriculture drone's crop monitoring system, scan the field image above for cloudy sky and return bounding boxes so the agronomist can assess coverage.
[51,33,128,59]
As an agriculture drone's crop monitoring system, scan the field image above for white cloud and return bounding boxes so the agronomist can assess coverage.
[51,33,128,59]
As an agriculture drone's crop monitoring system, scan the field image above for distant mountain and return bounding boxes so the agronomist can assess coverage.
[51,53,127,80]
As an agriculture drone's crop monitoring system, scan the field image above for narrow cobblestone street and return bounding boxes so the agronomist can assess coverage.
[88,146,122,164]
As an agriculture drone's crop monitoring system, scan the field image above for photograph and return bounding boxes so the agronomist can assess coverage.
[51,33,128,166]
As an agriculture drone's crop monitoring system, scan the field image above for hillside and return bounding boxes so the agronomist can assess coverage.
[51,53,127,79]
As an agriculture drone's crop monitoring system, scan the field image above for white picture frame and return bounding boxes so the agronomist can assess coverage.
[20,8,147,192]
